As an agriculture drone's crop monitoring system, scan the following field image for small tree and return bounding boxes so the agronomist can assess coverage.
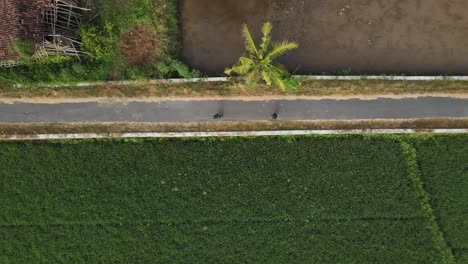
[225,22,298,91]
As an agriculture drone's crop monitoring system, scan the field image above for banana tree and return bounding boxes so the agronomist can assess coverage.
[225,22,298,91]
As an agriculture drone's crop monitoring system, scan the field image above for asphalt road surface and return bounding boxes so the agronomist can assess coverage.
[0,97,467,123]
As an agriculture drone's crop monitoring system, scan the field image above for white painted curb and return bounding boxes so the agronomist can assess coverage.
[1,129,466,141]
[13,75,468,88]
[294,75,468,81]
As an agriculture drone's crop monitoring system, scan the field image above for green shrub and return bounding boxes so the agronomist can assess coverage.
[1,0,189,85]
[80,24,118,64]
[12,40,34,65]
[156,58,201,78]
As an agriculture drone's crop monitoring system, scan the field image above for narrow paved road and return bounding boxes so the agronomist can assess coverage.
[0,97,467,123]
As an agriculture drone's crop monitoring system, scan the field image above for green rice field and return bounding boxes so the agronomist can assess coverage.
[0,135,466,263]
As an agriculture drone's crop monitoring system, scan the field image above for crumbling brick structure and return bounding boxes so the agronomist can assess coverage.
[0,0,53,61]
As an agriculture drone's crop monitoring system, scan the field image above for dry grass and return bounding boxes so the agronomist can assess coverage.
[0,79,467,100]
[1,118,467,135]
[119,24,160,66]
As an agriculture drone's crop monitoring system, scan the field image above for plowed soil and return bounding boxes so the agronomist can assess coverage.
[181,0,468,75]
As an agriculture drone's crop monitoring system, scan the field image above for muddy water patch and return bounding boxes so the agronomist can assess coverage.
[181,0,468,75]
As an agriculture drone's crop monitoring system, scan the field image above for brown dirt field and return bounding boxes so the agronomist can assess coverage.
[181,0,468,75]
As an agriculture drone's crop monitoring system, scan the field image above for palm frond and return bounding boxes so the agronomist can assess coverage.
[259,22,272,58]
[242,24,258,56]
[262,66,285,89]
[245,70,261,87]
[270,70,287,91]
[272,63,289,76]
[225,65,247,75]
[266,41,298,61]
[225,56,254,75]
[261,70,273,86]
[262,22,272,37]
[224,67,235,75]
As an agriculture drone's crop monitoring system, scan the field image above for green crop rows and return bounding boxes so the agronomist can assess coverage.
[0,135,466,263]
[410,135,468,263]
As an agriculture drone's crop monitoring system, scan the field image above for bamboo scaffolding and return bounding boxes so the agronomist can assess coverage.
[0,60,21,68]
[39,0,90,60]
[1,0,90,67]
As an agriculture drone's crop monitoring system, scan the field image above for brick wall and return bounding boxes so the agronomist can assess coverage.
[0,0,53,60]
[0,0,20,60]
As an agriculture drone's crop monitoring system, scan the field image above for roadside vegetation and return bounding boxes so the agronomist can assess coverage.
[0,134,466,262]
[1,79,467,99]
[1,119,467,135]
[0,1,467,96]
[225,22,298,91]
[0,0,198,85]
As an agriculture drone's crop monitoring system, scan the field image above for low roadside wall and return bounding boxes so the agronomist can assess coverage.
[1,129,467,141]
